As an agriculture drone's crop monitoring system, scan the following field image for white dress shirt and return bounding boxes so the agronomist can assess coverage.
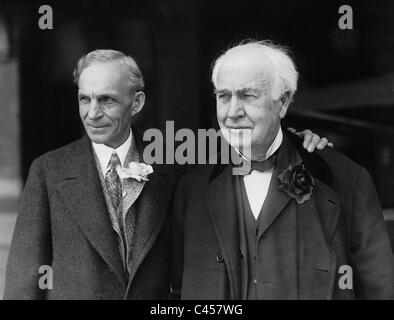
[92,130,132,177]
[243,127,283,220]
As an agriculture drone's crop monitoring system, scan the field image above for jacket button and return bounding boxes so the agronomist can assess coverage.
[216,252,224,263]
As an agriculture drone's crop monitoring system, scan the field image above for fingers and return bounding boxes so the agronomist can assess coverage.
[302,129,313,148]
[316,137,329,150]
[307,134,321,152]
[297,128,334,151]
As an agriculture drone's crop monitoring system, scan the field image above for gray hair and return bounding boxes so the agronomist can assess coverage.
[211,40,298,102]
[73,49,145,91]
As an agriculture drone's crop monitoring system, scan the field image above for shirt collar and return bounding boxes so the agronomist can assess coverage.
[92,129,132,175]
[235,126,283,161]
[265,126,283,159]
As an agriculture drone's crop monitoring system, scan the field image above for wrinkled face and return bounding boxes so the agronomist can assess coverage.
[78,62,136,148]
[215,48,288,160]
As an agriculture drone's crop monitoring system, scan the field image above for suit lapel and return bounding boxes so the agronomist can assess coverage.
[124,132,174,298]
[123,164,172,297]
[206,164,241,300]
[266,131,340,299]
[122,133,146,215]
[57,136,127,287]
[283,130,341,247]
[258,131,341,239]
[258,134,298,239]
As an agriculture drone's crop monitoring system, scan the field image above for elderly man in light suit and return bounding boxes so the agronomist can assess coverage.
[171,40,394,299]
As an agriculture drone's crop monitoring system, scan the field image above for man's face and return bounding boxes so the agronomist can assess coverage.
[78,62,135,148]
[215,48,288,160]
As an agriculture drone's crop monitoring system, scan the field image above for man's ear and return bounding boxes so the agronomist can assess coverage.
[279,91,291,119]
[131,91,145,116]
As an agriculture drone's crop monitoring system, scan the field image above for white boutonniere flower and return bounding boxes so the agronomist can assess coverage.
[118,162,154,182]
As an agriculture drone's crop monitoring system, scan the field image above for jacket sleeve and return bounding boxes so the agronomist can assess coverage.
[3,157,52,299]
[350,167,394,299]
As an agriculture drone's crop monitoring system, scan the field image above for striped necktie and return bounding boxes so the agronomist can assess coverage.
[105,151,122,212]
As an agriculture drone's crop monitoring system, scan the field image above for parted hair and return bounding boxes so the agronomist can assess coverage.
[73,49,145,91]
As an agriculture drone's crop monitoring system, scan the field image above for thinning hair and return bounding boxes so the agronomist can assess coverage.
[73,49,145,91]
[211,40,298,102]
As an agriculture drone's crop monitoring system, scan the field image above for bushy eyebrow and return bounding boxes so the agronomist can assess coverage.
[214,87,262,96]
[214,80,271,95]
[78,91,118,98]
[214,88,231,95]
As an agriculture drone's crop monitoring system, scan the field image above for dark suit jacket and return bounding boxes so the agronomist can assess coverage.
[4,133,180,299]
[171,131,394,299]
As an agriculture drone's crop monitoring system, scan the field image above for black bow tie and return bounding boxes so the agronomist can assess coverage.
[251,155,277,172]
[233,153,277,175]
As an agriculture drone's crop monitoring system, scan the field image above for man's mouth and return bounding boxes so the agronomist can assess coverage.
[88,124,108,129]
[226,126,252,130]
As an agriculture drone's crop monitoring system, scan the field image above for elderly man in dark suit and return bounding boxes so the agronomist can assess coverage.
[4,49,330,300]
[4,50,179,299]
[171,40,394,299]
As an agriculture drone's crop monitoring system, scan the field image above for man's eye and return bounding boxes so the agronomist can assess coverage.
[218,93,231,100]
[243,93,257,99]
[103,97,115,104]
[79,97,90,103]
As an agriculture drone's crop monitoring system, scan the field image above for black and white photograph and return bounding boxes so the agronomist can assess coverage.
[0,0,393,308]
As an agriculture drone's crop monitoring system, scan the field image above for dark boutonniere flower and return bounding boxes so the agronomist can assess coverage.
[277,163,315,204]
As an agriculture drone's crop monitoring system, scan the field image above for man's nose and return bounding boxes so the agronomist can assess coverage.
[227,95,245,119]
[87,100,103,120]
